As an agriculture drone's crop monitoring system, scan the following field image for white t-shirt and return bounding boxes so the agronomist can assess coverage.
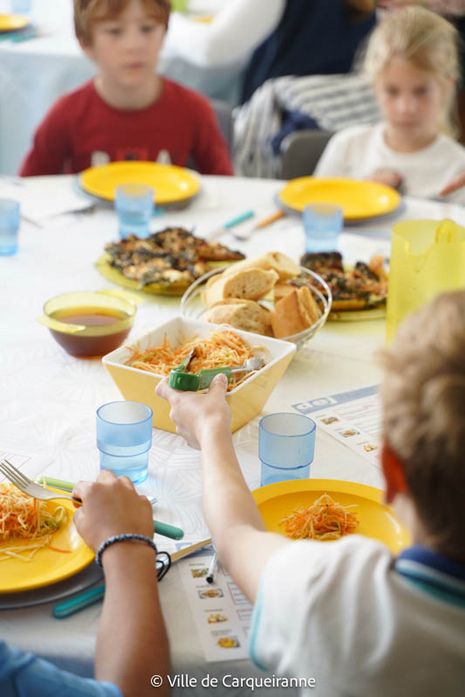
[165,0,285,68]
[249,537,465,697]
[314,123,465,205]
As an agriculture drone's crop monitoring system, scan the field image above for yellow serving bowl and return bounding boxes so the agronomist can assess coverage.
[102,317,296,433]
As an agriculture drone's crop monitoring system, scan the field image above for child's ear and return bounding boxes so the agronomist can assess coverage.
[381,442,409,504]
[78,37,95,61]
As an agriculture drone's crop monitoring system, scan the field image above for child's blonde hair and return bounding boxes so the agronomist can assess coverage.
[74,0,171,45]
[364,7,460,137]
[381,291,465,561]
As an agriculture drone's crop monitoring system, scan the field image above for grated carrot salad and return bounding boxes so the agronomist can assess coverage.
[280,493,359,541]
[0,483,68,562]
[126,329,264,390]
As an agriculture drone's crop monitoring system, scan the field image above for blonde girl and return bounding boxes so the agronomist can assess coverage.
[315,7,465,202]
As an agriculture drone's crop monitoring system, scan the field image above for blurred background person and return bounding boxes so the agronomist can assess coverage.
[315,7,465,202]
[378,0,465,142]
[166,0,376,105]
[20,0,232,176]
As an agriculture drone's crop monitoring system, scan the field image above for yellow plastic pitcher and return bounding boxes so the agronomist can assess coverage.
[171,0,189,11]
[386,219,465,342]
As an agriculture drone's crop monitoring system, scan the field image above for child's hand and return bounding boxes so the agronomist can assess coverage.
[156,373,231,449]
[73,471,153,551]
[369,169,403,190]
[439,171,465,197]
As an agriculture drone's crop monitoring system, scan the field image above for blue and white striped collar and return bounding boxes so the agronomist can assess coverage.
[394,546,465,608]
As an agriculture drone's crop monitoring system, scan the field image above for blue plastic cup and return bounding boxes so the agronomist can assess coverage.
[96,401,153,484]
[115,184,154,239]
[303,203,343,253]
[0,199,20,256]
[10,0,33,13]
[259,413,316,487]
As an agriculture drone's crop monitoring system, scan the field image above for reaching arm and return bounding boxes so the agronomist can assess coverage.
[73,473,170,697]
[438,170,465,197]
[156,375,290,602]
[95,546,169,697]
[164,0,285,67]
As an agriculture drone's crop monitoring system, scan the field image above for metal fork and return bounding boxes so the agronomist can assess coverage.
[0,459,81,503]
[0,459,185,540]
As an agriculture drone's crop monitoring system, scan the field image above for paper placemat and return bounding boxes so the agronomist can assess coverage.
[0,176,93,224]
[292,385,381,467]
[178,547,253,662]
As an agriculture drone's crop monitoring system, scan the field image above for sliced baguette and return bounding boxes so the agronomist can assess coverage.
[203,299,271,336]
[222,252,300,281]
[274,282,296,303]
[271,287,320,338]
[296,285,321,326]
[203,268,279,307]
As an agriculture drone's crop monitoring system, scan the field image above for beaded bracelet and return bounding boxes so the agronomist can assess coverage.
[96,533,158,568]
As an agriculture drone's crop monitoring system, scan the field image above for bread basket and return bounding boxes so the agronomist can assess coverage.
[180,266,332,349]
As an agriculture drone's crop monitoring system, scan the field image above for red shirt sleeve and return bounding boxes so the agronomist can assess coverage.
[19,97,72,176]
[189,95,233,176]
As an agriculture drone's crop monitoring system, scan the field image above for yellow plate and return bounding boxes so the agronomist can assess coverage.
[79,162,201,205]
[253,478,410,554]
[279,177,401,221]
[96,253,190,296]
[0,14,28,32]
[96,254,236,297]
[0,498,94,594]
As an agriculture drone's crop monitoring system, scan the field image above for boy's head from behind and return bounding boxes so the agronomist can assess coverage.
[381,291,465,561]
[74,0,171,45]
[364,7,459,138]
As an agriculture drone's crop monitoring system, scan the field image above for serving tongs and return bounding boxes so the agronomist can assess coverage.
[168,354,265,392]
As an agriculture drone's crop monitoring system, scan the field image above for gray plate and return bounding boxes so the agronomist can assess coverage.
[0,563,103,610]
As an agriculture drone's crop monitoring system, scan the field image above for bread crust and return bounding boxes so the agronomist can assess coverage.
[203,268,279,306]
[204,298,272,335]
[296,285,321,325]
[222,251,300,281]
[271,287,321,338]
[199,252,323,339]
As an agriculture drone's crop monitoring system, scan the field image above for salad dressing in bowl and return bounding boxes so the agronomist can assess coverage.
[39,292,136,357]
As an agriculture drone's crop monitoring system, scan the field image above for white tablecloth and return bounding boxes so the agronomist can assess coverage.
[1,175,464,692]
[0,0,238,175]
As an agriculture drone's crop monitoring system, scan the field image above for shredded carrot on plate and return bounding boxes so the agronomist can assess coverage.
[280,493,359,541]
[0,483,68,561]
